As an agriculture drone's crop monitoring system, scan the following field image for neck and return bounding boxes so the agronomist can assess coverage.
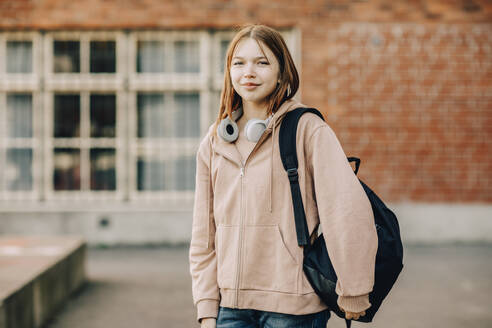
[242,100,269,121]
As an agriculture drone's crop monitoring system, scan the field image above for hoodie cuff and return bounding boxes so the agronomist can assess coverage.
[197,299,219,323]
[337,294,371,313]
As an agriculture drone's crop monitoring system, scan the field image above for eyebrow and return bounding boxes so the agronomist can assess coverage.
[232,56,269,60]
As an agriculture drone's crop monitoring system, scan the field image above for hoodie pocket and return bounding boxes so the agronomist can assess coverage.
[241,224,299,294]
[216,224,239,289]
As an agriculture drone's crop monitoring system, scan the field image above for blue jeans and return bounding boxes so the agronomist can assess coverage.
[216,306,330,328]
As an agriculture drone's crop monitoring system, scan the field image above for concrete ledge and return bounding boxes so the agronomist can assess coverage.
[391,203,492,245]
[0,203,491,246]
[0,236,86,328]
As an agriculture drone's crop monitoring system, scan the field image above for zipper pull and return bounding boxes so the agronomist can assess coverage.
[240,167,244,177]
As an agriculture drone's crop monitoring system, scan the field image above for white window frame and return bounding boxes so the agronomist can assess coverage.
[0,91,42,201]
[127,31,212,204]
[0,32,42,201]
[0,31,41,89]
[43,31,126,201]
[129,31,210,90]
[43,89,126,201]
[0,28,300,209]
[44,31,126,91]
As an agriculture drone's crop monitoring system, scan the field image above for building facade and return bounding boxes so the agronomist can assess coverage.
[0,0,491,244]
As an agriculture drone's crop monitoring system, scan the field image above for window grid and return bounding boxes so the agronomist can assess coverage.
[44,32,126,92]
[0,92,41,200]
[128,31,210,91]
[127,31,211,203]
[0,32,41,92]
[44,90,126,201]
[128,90,208,202]
[0,30,42,201]
[0,29,297,206]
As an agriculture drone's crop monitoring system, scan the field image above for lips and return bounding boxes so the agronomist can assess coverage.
[242,83,260,90]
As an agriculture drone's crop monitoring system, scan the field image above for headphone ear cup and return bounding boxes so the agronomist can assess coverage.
[244,118,268,143]
[218,116,239,142]
[243,118,255,135]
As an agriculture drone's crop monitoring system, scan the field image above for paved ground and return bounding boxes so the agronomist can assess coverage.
[44,244,492,328]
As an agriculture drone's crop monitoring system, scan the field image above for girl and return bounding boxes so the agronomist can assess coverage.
[189,24,378,328]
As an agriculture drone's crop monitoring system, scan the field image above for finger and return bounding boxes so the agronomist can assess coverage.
[355,310,366,319]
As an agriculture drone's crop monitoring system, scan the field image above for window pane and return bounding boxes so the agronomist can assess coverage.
[211,91,221,122]
[137,41,165,73]
[54,94,80,138]
[220,39,230,73]
[5,148,32,191]
[137,93,168,138]
[7,94,32,138]
[174,154,196,191]
[137,157,166,191]
[91,94,116,138]
[174,40,199,73]
[90,148,116,190]
[174,93,200,138]
[137,154,196,191]
[90,41,116,73]
[53,148,80,190]
[54,41,80,73]
[6,41,32,73]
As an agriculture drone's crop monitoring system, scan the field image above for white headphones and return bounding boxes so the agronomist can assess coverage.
[217,106,273,143]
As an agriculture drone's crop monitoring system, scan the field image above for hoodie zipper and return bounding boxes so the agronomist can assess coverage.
[213,106,296,307]
[213,120,280,308]
[235,163,245,307]
[215,127,276,308]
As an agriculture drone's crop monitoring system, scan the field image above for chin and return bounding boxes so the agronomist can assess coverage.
[240,92,269,103]
[242,96,267,105]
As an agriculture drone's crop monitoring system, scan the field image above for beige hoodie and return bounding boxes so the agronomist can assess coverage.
[189,98,378,323]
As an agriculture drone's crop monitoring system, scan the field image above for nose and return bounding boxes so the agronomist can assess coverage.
[243,62,256,78]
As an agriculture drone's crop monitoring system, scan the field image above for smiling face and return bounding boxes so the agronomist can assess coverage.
[229,37,280,108]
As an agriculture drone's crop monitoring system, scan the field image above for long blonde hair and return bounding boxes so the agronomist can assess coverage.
[212,24,299,137]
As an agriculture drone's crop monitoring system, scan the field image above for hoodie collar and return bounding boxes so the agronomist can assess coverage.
[212,98,306,165]
[211,98,307,213]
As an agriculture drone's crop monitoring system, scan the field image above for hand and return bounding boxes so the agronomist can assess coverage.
[339,306,366,320]
[200,317,216,328]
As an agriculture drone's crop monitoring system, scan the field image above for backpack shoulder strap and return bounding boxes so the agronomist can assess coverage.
[279,108,362,328]
[278,107,324,247]
[278,107,324,173]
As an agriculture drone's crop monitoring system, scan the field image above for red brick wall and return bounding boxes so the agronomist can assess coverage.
[320,23,490,203]
[1,0,491,203]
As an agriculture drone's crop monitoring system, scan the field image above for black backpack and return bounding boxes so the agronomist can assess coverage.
[278,107,404,328]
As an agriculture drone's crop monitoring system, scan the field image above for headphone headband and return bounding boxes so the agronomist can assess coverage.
[231,107,244,122]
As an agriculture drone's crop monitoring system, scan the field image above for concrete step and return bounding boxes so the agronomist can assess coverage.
[0,236,86,328]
